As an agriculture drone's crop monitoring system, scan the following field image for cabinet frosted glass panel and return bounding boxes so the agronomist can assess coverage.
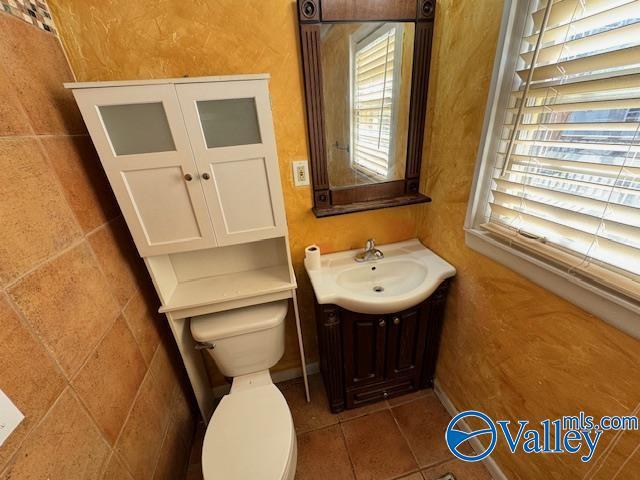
[196,98,262,148]
[99,102,176,155]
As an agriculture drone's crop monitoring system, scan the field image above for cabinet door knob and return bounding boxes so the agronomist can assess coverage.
[393,317,400,325]
[378,319,386,327]
[184,173,193,181]
[202,172,211,180]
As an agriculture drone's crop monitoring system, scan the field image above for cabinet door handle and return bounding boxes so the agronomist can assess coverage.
[184,173,193,181]
[202,172,211,180]
[378,319,386,327]
[393,317,400,325]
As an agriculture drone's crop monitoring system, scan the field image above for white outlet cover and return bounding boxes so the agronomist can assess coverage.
[292,160,310,187]
[0,389,24,447]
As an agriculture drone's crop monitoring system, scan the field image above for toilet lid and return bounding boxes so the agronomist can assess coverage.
[202,384,294,480]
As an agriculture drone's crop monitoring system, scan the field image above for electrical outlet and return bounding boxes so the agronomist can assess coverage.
[0,389,24,447]
[292,160,310,187]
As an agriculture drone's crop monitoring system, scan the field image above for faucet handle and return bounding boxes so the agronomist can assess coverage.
[365,238,375,250]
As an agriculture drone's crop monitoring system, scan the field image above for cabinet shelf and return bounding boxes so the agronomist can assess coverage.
[159,264,295,314]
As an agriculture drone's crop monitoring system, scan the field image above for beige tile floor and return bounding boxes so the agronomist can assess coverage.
[186,374,493,480]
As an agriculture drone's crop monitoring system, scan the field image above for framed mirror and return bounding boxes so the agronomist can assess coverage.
[297,0,436,217]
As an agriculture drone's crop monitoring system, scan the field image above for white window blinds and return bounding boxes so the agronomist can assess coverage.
[484,0,640,300]
[352,26,399,177]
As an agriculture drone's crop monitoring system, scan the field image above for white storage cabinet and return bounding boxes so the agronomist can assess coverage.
[72,76,286,257]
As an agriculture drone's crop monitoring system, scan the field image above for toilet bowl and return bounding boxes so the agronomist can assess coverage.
[190,301,296,480]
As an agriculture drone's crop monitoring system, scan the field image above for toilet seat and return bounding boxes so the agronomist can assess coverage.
[202,383,296,480]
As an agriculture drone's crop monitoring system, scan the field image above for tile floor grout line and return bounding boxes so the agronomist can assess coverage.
[338,420,359,480]
[387,390,432,409]
[97,452,116,479]
[337,400,391,425]
[3,211,124,296]
[297,421,342,437]
[149,389,179,480]
[0,391,65,476]
[66,388,113,468]
[390,403,424,477]
[68,309,123,384]
[611,439,640,480]
[111,341,178,480]
[84,214,121,240]
[83,216,132,320]
[3,236,86,291]
[35,134,88,242]
[0,292,70,474]
[70,375,122,451]
[68,322,155,462]
[111,448,137,480]
[391,468,424,480]
[340,406,422,480]
[0,296,94,465]
[121,286,160,368]
[110,342,163,457]
[0,385,73,477]
[424,456,456,470]
[1,290,69,383]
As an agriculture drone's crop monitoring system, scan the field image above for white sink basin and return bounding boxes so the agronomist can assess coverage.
[305,239,456,314]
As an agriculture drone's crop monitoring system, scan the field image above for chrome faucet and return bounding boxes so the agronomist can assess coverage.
[355,239,384,262]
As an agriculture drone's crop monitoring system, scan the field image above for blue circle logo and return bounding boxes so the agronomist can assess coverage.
[445,410,497,462]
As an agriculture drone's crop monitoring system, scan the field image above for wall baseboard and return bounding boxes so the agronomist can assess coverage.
[211,362,320,399]
[433,379,509,480]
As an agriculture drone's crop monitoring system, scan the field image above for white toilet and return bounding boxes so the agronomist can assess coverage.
[190,300,297,480]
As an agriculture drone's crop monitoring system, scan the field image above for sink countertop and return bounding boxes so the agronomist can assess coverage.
[304,239,456,314]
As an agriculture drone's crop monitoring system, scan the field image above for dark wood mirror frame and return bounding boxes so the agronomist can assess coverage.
[297,0,436,217]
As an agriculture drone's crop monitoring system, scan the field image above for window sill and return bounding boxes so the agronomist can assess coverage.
[465,228,640,340]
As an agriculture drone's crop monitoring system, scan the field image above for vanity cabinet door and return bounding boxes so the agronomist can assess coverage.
[72,84,217,256]
[176,80,287,246]
[341,311,387,388]
[385,307,428,381]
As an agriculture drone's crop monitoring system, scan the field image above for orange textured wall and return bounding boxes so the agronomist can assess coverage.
[416,1,640,479]
[46,0,419,375]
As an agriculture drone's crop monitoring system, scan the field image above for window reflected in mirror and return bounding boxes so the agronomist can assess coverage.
[320,22,415,188]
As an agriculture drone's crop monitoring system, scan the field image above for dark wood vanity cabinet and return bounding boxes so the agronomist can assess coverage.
[316,280,450,413]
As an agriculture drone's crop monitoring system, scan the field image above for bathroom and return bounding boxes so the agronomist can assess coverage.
[0,0,639,479]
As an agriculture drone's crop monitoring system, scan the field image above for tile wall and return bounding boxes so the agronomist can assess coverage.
[1,0,56,34]
[0,11,196,480]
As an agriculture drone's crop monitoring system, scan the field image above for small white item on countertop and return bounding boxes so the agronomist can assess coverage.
[304,244,321,270]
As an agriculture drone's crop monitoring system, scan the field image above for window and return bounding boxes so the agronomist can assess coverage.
[468,0,640,333]
[351,25,403,178]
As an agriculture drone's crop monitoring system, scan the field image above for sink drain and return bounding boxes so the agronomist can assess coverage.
[373,286,384,293]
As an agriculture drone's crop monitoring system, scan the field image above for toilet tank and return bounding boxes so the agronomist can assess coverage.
[190,300,288,378]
